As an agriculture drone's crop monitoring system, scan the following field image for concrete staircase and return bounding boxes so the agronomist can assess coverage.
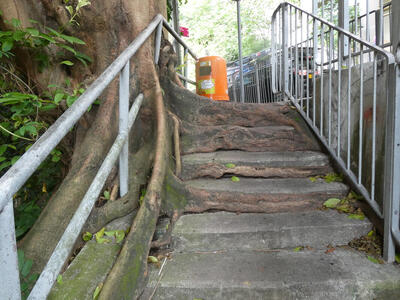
[144,102,400,299]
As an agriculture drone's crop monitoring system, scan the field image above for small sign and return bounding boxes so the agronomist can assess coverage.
[180,26,189,37]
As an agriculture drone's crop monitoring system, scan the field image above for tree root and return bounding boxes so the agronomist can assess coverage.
[99,70,168,300]
[150,210,180,249]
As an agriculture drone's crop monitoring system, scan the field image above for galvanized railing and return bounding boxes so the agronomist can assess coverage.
[0,14,197,300]
[272,2,399,262]
[229,58,282,103]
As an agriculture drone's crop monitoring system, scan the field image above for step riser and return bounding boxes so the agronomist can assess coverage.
[185,189,349,213]
[181,164,333,180]
[181,126,319,154]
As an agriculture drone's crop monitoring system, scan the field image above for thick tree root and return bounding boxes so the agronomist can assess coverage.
[99,72,168,300]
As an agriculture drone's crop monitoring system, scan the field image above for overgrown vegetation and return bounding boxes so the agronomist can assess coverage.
[0,12,91,239]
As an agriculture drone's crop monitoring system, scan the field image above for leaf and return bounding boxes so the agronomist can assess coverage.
[26,28,39,36]
[95,227,105,240]
[323,198,341,208]
[348,214,365,221]
[2,39,14,52]
[66,95,77,107]
[103,190,110,200]
[11,155,20,165]
[0,144,7,156]
[0,157,6,163]
[104,230,116,237]
[60,34,85,45]
[60,60,74,66]
[293,246,303,252]
[82,232,93,241]
[21,259,33,277]
[115,230,125,243]
[367,230,374,237]
[93,282,103,300]
[367,256,380,264]
[225,163,236,168]
[18,250,25,272]
[57,274,63,285]
[147,256,159,263]
[231,176,240,182]
[54,93,64,104]
[395,254,400,264]
[66,5,74,16]
[309,176,317,182]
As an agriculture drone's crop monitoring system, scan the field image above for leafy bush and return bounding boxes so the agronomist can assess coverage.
[0,13,91,238]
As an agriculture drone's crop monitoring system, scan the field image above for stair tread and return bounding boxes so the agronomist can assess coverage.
[186,177,348,194]
[182,150,330,167]
[146,248,400,299]
[172,210,371,252]
[174,210,370,235]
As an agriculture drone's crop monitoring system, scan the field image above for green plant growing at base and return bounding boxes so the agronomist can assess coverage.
[18,250,39,300]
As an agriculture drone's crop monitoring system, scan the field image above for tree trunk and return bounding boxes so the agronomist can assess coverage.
[0,0,167,274]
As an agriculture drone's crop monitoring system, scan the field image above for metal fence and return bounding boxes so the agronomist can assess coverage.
[272,1,399,262]
[228,55,284,103]
[0,14,197,300]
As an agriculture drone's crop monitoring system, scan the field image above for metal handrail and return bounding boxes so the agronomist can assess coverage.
[272,2,395,66]
[0,14,198,300]
[271,1,399,262]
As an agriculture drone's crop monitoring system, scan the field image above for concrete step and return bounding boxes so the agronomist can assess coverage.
[185,178,349,213]
[181,125,320,154]
[144,248,400,300]
[181,150,332,180]
[172,211,372,252]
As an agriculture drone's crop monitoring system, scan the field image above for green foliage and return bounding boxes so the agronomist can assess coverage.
[18,250,39,299]
[225,163,236,168]
[0,14,92,240]
[64,0,92,27]
[231,176,240,182]
[82,231,93,241]
[180,0,299,61]
[323,198,341,208]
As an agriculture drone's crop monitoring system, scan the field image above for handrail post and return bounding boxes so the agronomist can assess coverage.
[184,47,188,88]
[119,62,130,197]
[0,201,21,300]
[383,62,400,262]
[154,21,163,64]
[339,0,349,60]
[255,61,261,103]
[282,3,289,96]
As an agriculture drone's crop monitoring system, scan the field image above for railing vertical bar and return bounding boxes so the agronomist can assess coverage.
[379,0,383,47]
[383,63,400,263]
[306,14,310,118]
[358,44,364,185]
[255,62,261,103]
[328,27,333,146]
[0,201,21,300]
[320,19,325,135]
[184,48,188,88]
[371,52,377,202]
[300,11,304,110]
[282,4,289,95]
[313,18,317,126]
[295,9,298,101]
[337,33,342,158]
[119,61,130,197]
[347,38,353,170]
[289,5,293,96]
[154,21,163,64]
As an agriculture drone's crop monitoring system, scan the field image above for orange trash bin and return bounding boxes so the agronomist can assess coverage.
[196,56,229,101]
